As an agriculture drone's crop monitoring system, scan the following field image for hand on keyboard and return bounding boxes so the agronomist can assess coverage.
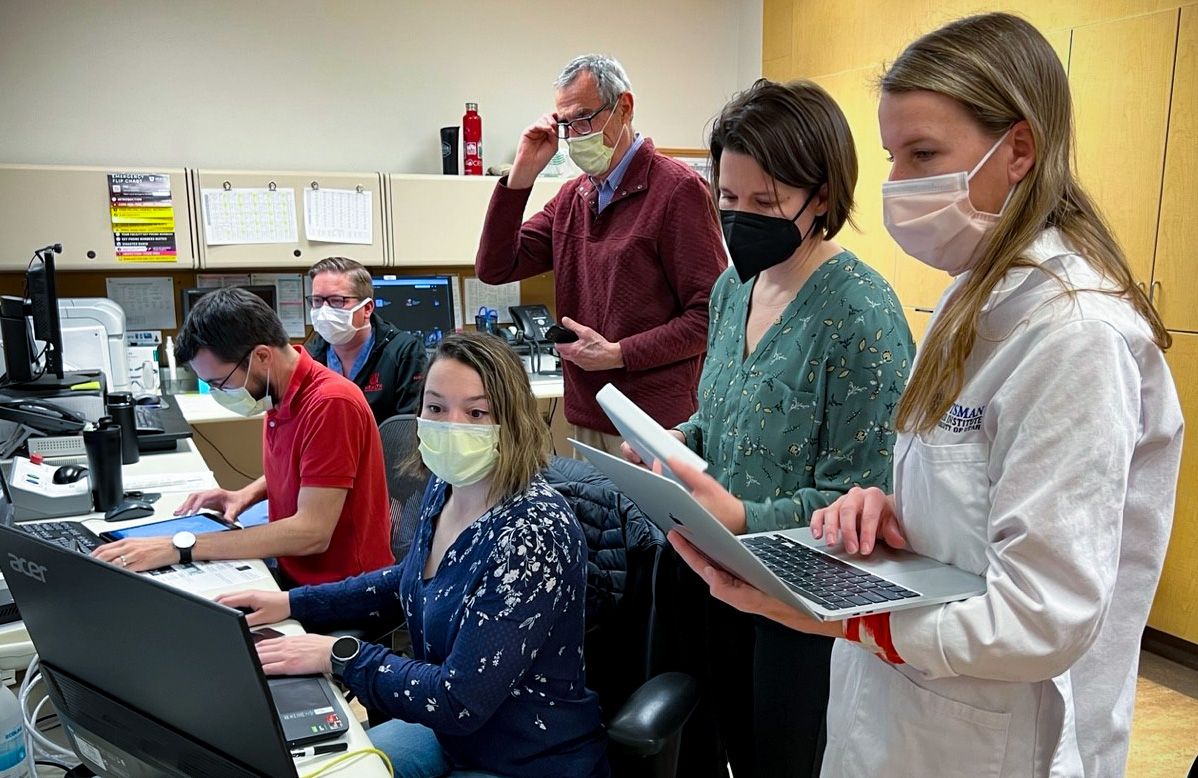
[809,487,907,556]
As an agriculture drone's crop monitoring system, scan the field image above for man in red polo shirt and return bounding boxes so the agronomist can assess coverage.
[92,288,392,586]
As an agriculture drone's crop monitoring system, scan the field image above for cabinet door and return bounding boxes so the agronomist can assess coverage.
[812,68,897,285]
[1150,331,1198,643]
[1152,7,1197,332]
[1071,10,1178,285]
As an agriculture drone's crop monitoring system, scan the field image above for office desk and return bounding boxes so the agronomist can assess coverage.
[2,440,389,778]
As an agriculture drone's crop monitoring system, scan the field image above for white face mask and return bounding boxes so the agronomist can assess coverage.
[881,129,1013,275]
[312,298,370,346]
[211,358,274,417]
[417,418,500,487]
[567,106,621,176]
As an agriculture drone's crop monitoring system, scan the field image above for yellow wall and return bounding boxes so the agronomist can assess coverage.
[762,0,1198,643]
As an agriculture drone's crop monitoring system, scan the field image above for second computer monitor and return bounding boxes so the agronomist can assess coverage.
[178,286,279,327]
[371,276,455,348]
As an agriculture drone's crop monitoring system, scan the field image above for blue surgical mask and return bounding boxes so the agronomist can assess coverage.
[211,360,273,417]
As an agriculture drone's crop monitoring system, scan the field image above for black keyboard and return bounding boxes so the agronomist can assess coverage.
[18,521,104,554]
[134,406,165,435]
[741,534,920,611]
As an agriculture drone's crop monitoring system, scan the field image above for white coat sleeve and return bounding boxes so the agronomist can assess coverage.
[888,320,1140,681]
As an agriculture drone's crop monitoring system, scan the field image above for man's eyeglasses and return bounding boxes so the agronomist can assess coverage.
[209,350,252,392]
[306,295,362,309]
[556,102,613,140]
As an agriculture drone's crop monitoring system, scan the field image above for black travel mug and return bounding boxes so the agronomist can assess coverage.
[441,126,460,174]
[83,418,124,512]
[106,392,140,464]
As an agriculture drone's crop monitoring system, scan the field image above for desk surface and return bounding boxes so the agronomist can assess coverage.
[5,440,389,778]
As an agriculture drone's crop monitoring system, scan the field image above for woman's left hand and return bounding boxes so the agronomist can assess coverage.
[255,634,338,676]
[668,529,844,639]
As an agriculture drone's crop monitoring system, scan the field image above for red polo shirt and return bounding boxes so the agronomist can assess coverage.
[265,347,393,585]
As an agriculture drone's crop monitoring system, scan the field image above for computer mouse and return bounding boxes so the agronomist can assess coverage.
[52,464,89,484]
[135,395,164,407]
[103,499,156,522]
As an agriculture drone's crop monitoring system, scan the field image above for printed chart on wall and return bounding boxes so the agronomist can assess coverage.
[200,187,298,245]
[108,173,178,261]
[303,186,373,244]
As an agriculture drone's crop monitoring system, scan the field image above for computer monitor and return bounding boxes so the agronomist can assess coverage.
[371,276,455,347]
[179,285,279,327]
[0,246,65,385]
[0,525,300,778]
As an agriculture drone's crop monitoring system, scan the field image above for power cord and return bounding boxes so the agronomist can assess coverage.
[190,424,257,480]
[298,747,393,778]
[18,655,81,769]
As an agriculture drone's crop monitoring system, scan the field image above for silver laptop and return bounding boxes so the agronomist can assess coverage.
[572,439,986,621]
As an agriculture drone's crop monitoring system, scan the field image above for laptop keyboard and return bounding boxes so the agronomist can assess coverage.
[741,534,920,611]
[134,406,165,435]
[18,521,105,554]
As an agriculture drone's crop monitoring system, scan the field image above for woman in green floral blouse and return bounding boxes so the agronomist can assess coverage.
[632,80,915,777]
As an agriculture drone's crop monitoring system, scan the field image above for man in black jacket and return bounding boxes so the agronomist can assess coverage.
[305,257,425,424]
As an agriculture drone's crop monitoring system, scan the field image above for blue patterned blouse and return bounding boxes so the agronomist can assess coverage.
[289,474,609,778]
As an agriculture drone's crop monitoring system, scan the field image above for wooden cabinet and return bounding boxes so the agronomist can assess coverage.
[1150,331,1198,643]
[1072,10,1178,285]
[1152,6,1198,332]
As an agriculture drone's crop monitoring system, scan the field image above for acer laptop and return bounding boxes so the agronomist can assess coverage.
[572,439,986,621]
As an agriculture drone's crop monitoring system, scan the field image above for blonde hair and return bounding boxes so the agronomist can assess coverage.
[883,12,1170,434]
[407,332,550,503]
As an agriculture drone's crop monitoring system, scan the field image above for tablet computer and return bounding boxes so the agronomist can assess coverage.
[99,513,234,542]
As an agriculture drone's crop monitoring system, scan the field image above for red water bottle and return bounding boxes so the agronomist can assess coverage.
[463,102,482,176]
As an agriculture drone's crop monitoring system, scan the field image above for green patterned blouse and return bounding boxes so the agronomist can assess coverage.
[676,252,915,534]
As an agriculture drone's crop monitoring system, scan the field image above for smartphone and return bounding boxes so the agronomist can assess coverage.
[544,324,579,344]
[251,627,284,644]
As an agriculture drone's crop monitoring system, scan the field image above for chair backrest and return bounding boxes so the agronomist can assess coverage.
[377,414,427,563]
[543,456,668,721]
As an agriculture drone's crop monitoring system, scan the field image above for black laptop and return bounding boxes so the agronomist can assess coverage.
[0,525,348,778]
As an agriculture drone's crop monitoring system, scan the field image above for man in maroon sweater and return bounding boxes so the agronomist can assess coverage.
[476,54,726,453]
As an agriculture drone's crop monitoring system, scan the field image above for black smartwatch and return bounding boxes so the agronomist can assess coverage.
[330,635,361,682]
[172,531,197,565]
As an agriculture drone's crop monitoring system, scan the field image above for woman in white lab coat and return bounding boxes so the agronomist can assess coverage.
[667,12,1182,778]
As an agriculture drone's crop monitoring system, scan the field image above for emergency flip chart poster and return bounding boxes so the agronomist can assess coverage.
[200,187,298,245]
[303,187,373,244]
[108,172,178,261]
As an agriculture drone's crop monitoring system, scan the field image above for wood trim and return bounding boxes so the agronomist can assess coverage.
[655,147,708,159]
[1143,626,1198,672]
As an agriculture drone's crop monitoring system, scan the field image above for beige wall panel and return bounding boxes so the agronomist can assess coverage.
[1072,10,1177,284]
[893,254,953,310]
[1006,0,1188,37]
[1153,7,1198,331]
[1044,27,1073,69]
[811,68,897,283]
[763,0,793,61]
[1150,331,1198,642]
[762,56,793,82]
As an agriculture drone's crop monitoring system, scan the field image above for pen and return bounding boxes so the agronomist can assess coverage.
[290,742,348,759]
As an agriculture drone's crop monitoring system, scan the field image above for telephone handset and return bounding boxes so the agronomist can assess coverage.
[509,305,555,343]
[0,398,88,434]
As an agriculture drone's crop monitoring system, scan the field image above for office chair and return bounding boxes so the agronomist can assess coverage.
[377,414,426,563]
[544,456,700,778]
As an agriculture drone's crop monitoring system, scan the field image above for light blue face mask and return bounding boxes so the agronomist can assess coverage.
[211,358,273,417]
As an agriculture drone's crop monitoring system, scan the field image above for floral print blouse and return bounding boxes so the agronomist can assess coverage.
[289,474,609,778]
[675,254,915,533]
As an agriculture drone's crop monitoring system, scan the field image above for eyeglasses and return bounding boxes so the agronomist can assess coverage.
[306,295,362,309]
[556,102,613,140]
[209,350,252,392]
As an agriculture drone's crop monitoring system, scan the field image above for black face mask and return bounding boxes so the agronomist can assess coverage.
[720,188,819,283]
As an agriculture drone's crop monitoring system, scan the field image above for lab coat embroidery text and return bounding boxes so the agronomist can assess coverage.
[938,403,985,434]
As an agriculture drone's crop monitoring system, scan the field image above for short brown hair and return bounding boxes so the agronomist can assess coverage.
[709,78,858,239]
[175,287,289,364]
[308,256,373,301]
[407,332,550,503]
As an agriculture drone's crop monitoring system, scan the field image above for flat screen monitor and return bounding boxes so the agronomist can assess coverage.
[0,525,300,778]
[27,251,63,379]
[179,286,279,327]
[0,247,65,385]
[371,276,455,347]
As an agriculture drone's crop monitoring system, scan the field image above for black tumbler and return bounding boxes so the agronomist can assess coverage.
[106,392,140,464]
[441,126,460,174]
[83,418,124,512]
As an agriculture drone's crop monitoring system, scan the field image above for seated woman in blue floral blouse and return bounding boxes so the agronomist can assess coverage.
[219,331,609,778]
